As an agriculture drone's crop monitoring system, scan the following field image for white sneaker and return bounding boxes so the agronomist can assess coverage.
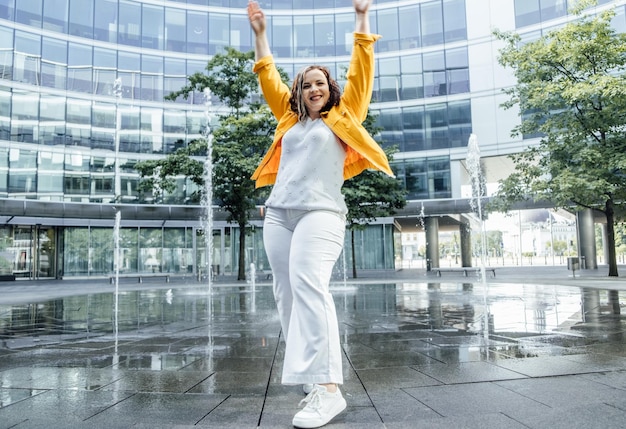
[292,385,347,429]
[303,383,315,394]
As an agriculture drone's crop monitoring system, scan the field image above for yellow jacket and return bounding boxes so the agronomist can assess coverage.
[251,32,394,188]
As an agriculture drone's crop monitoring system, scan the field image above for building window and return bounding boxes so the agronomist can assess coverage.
[399,4,420,49]
[443,0,467,42]
[94,0,117,43]
[421,1,444,47]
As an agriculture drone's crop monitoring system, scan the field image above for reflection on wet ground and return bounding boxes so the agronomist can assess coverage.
[0,277,625,428]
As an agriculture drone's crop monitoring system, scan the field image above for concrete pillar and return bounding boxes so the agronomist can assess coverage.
[600,223,609,265]
[424,217,439,270]
[459,222,472,267]
[576,208,597,269]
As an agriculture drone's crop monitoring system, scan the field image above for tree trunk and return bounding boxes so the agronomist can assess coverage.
[605,199,618,277]
[238,223,247,280]
[351,228,357,279]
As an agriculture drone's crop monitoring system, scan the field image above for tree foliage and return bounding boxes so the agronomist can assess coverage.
[492,2,626,276]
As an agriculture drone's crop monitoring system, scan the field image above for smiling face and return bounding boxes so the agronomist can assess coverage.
[301,68,330,119]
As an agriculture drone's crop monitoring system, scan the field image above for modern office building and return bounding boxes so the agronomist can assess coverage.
[0,0,622,280]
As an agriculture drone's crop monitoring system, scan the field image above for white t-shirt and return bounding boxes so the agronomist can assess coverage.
[265,118,347,214]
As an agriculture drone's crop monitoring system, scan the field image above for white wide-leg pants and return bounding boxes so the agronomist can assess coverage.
[263,207,345,385]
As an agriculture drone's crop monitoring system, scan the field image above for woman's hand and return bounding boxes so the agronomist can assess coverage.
[353,0,373,15]
[248,1,266,35]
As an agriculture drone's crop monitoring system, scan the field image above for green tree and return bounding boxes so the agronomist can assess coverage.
[492,1,626,276]
[343,112,407,278]
[136,47,276,280]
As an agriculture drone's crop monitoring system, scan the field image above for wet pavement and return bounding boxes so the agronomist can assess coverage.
[0,266,625,428]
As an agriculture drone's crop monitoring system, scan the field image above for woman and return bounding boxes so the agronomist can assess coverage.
[248,1,392,427]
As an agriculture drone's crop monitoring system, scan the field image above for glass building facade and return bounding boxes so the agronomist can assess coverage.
[0,0,623,279]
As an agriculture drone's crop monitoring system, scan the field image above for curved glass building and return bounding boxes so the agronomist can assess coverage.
[0,0,622,279]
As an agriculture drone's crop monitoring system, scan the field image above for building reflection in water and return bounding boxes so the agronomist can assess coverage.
[0,282,623,374]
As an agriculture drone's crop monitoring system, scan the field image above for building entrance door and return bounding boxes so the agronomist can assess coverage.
[12,225,56,279]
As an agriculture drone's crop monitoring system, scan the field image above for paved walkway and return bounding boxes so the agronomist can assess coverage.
[0,266,624,428]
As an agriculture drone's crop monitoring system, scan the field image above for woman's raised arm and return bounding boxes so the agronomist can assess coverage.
[353,0,373,34]
[248,1,271,61]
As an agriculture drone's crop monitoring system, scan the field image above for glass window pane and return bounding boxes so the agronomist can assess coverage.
[119,0,141,47]
[187,11,208,54]
[377,9,399,51]
[119,227,138,273]
[314,14,335,57]
[443,0,467,42]
[39,96,66,145]
[89,228,113,274]
[423,51,445,97]
[378,57,400,102]
[448,100,471,148]
[400,54,423,100]
[14,31,41,85]
[163,228,187,274]
[41,38,67,89]
[163,110,186,133]
[63,228,88,275]
[0,1,15,21]
[164,57,186,102]
[272,16,292,58]
[9,148,37,196]
[92,102,114,128]
[446,47,469,94]
[163,109,186,154]
[37,151,64,193]
[402,159,428,199]
[140,228,163,273]
[141,108,163,153]
[402,105,425,152]
[427,156,451,198]
[67,44,91,92]
[69,0,93,38]
[399,5,420,49]
[378,108,402,150]
[294,15,314,58]
[119,106,140,152]
[421,1,443,47]
[0,89,10,140]
[165,7,185,51]
[66,98,91,147]
[14,30,40,56]
[0,27,14,80]
[15,0,42,27]
[11,93,39,143]
[515,0,540,28]
[89,156,114,199]
[94,0,117,43]
[231,13,252,54]
[540,0,567,21]
[43,0,68,32]
[209,12,229,55]
[335,13,352,56]
[425,103,448,149]
[141,55,163,101]
[93,47,117,96]
[612,6,626,33]
[142,4,163,49]
[117,51,140,100]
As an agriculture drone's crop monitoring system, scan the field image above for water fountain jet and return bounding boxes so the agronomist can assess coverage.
[466,134,490,338]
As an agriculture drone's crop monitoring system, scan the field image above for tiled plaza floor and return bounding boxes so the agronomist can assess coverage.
[0,266,625,428]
